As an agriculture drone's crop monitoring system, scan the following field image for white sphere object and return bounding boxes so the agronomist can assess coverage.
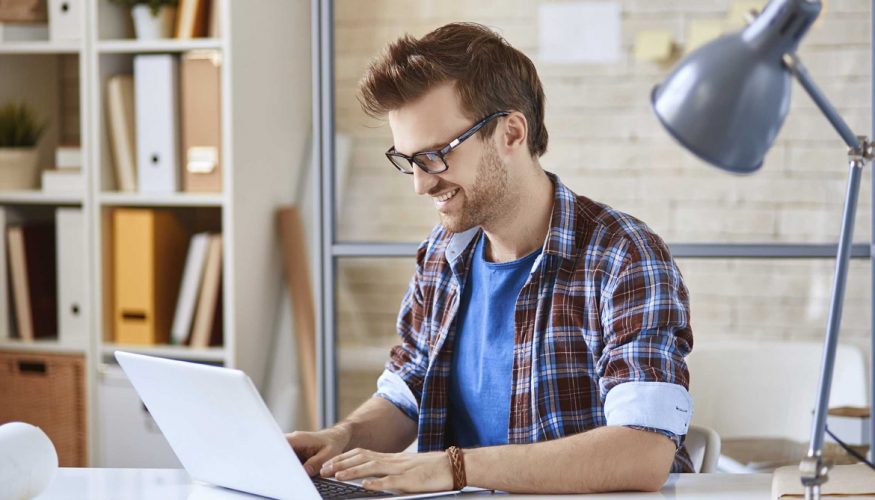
[0,422,59,500]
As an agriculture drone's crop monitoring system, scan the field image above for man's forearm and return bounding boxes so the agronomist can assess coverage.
[464,426,676,494]
[333,397,418,453]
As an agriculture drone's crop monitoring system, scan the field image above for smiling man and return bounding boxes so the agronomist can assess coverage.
[287,22,694,494]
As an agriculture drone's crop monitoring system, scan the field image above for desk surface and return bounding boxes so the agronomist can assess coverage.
[35,468,776,499]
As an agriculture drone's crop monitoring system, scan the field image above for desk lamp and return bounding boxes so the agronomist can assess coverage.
[651,0,872,498]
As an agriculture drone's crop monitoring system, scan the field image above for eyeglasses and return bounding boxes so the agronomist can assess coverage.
[385,111,511,175]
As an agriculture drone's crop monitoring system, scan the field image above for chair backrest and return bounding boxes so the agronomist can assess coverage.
[685,425,721,473]
[686,339,867,442]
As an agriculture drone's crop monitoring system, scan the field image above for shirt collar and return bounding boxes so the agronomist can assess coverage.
[445,172,579,265]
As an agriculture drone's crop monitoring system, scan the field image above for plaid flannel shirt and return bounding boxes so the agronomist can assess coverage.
[375,173,695,473]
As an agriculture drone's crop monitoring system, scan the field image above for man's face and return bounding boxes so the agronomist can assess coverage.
[387,83,511,233]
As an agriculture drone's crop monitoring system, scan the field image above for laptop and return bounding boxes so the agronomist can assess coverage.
[115,351,460,500]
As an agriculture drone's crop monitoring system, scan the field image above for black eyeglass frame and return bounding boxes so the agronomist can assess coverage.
[385,110,511,175]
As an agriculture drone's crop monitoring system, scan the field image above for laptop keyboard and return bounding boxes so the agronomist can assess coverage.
[312,477,393,499]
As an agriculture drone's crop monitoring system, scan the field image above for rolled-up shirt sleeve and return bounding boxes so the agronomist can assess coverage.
[597,233,694,438]
[373,239,431,422]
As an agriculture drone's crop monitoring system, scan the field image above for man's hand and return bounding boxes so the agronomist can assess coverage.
[286,426,351,477]
[320,449,453,493]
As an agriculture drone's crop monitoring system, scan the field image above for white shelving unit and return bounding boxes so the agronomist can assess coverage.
[0,0,312,467]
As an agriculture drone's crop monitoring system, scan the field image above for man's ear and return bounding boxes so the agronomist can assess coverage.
[498,111,528,154]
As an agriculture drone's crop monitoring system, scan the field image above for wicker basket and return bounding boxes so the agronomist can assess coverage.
[0,0,47,22]
[0,351,86,466]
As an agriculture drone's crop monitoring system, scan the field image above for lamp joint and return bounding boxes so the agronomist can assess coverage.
[848,136,873,163]
[743,9,760,25]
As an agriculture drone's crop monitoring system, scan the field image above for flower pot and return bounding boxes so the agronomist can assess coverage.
[0,147,39,190]
[131,4,176,40]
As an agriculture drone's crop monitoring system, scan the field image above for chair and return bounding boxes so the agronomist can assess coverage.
[686,339,867,472]
[687,339,867,442]
[686,425,721,473]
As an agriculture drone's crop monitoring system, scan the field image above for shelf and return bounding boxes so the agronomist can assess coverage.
[99,192,224,207]
[0,190,84,205]
[0,338,87,355]
[0,41,81,54]
[101,343,226,363]
[97,38,223,54]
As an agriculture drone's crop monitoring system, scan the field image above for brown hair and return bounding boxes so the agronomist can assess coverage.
[358,22,548,158]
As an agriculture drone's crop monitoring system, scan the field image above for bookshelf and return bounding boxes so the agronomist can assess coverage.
[0,0,312,467]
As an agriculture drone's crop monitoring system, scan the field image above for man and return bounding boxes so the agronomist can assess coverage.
[288,22,694,494]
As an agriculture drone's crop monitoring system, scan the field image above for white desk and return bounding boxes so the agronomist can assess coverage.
[34,469,774,499]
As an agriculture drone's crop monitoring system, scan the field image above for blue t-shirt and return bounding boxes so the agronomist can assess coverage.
[447,234,542,447]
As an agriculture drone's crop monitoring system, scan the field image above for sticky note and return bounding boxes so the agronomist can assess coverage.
[633,30,674,62]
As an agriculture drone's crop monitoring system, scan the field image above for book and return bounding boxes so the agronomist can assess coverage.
[8,224,58,341]
[55,145,82,169]
[170,232,210,345]
[175,0,210,39]
[207,0,218,38]
[41,168,84,193]
[188,233,222,348]
[7,226,29,340]
[0,208,8,340]
[772,463,875,498]
[0,22,48,41]
[106,75,137,192]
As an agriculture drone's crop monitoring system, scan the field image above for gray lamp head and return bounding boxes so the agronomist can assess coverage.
[651,0,821,173]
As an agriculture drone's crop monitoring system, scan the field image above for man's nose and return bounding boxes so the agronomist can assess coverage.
[412,165,438,196]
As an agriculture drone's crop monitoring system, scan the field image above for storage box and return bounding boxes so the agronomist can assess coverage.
[0,350,86,466]
[97,363,181,467]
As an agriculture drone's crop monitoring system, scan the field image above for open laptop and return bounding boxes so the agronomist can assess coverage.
[115,351,460,500]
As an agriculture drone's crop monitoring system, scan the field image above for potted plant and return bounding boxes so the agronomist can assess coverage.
[0,102,45,190]
[109,0,178,40]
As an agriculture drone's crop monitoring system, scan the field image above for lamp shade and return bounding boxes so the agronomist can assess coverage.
[651,0,821,173]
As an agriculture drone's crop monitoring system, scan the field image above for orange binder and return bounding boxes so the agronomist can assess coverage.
[112,209,187,345]
[181,49,222,193]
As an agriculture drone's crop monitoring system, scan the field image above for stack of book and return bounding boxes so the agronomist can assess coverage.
[170,232,223,348]
[0,207,87,345]
[7,223,56,341]
[105,0,222,196]
[41,146,84,194]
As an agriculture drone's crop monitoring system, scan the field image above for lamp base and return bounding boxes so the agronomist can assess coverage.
[800,453,829,500]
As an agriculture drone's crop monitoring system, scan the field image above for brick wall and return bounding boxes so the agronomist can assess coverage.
[333,0,873,417]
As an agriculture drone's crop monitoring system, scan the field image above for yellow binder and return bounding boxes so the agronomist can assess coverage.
[112,209,187,345]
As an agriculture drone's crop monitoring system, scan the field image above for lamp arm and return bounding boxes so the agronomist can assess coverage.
[783,53,863,151]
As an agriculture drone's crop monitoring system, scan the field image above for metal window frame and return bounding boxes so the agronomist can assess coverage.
[313,0,875,428]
